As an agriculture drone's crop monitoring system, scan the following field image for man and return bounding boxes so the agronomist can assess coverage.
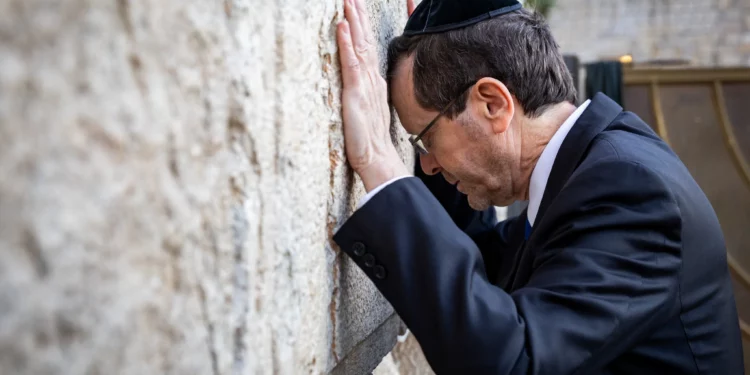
[333,0,744,373]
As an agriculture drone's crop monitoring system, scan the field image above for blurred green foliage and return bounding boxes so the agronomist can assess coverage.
[524,0,556,18]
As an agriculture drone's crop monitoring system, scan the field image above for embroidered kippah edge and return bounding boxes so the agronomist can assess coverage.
[488,3,523,17]
[403,2,523,36]
[422,0,434,32]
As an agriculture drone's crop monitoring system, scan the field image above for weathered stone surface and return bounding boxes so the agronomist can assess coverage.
[389,334,436,375]
[546,0,750,66]
[330,314,402,375]
[0,0,414,374]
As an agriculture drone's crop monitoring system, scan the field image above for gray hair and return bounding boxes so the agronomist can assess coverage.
[387,8,577,119]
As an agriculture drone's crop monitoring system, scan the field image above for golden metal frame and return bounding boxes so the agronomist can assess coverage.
[624,66,750,85]
[713,81,750,189]
[712,79,750,340]
[649,82,671,145]
[741,320,750,341]
[629,67,750,340]
[728,253,750,340]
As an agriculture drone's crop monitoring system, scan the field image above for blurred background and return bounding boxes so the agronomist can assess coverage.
[502,1,750,375]
[0,0,748,374]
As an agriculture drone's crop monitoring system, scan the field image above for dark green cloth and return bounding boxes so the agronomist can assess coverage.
[585,61,623,106]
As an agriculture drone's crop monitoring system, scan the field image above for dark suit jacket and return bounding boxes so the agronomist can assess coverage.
[333,93,744,374]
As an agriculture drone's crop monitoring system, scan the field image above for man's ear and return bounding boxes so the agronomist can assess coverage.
[471,77,514,134]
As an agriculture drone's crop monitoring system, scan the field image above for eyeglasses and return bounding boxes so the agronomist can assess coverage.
[409,83,475,155]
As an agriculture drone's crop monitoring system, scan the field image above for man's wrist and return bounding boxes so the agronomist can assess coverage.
[357,155,410,193]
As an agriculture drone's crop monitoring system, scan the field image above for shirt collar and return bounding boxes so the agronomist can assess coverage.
[527,99,591,226]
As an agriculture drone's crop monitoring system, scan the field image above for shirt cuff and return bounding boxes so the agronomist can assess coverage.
[357,176,411,209]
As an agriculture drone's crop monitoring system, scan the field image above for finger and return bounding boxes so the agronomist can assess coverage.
[337,21,360,87]
[407,0,416,16]
[354,0,374,44]
[344,0,367,56]
[353,0,381,68]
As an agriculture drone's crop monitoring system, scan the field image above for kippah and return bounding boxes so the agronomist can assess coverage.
[403,0,523,36]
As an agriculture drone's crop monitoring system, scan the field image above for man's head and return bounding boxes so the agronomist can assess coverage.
[388,8,577,209]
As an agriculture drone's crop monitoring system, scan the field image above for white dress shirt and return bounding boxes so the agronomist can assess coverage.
[527,99,590,226]
[357,99,592,218]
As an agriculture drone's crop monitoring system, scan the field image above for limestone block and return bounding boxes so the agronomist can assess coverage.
[388,333,435,375]
[0,0,415,374]
[547,0,750,67]
[372,354,401,375]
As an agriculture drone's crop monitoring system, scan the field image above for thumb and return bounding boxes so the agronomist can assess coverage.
[407,0,416,17]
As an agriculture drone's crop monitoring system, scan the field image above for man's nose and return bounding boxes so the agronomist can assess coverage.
[419,153,443,176]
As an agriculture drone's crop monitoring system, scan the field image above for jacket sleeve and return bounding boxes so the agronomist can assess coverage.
[415,161,521,280]
[333,160,682,374]
[415,159,500,236]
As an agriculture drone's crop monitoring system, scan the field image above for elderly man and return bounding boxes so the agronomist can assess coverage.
[332,0,744,373]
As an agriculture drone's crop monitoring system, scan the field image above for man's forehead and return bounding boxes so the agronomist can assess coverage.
[389,57,414,105]
[389,56,433,133]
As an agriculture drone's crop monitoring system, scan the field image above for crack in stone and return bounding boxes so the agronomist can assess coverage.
[225,74,257,374]
[327,138,342,365]
[328,253,341,364]
[128,53,147,96]
[271,331,280,375]
[273,2,285,175]
[231,204,249,375]
[116,0,134,37]
[319,4,346,367]
[224,0,232,18]
[197,283,220,375]
[22,229,48,279]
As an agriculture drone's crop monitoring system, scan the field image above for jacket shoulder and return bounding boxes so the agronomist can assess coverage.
[595,112,677,166]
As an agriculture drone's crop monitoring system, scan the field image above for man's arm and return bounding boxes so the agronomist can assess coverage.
[356,163,522,282]
[415,159,499,238]
[415,160,522,281]
[334,160,682,374]
[333,0,512,255]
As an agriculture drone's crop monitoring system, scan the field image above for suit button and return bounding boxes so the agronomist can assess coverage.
[352,242,366,256]
[374,265,387,280]
[363,254,376,268]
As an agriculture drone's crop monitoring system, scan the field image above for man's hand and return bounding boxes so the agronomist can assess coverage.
[336,0,410,192]
[407,0,417,16]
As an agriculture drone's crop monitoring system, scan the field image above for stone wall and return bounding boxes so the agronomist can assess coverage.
[375,334,435,375]
[0,0,416,374]
[546,0,750,66]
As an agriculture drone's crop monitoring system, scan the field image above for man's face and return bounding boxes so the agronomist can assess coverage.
[391,57,518,210]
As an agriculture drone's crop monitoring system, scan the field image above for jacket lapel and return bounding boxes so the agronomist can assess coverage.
[534,93,624,229]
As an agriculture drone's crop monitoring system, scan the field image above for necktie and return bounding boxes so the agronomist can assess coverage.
[525,219,532,241]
